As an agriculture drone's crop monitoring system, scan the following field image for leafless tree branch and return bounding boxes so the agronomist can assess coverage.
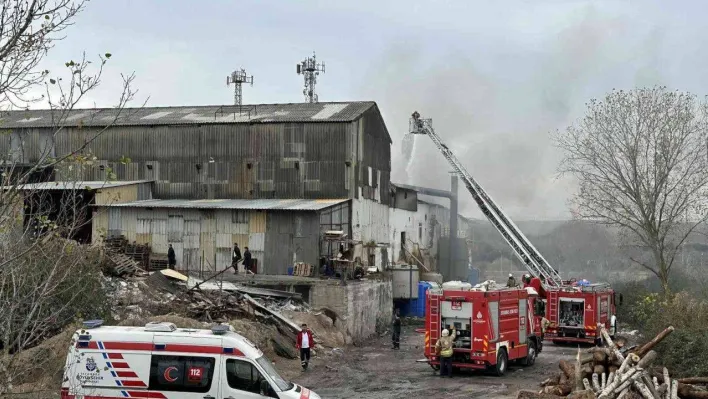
[556,87,708,292]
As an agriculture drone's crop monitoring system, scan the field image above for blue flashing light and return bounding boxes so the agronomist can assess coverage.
[83,319,104,329]
[78,341,89,348]
[223,347,234,354]
[154,344,166,350]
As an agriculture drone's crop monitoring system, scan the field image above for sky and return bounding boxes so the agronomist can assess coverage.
[32,0,708,220]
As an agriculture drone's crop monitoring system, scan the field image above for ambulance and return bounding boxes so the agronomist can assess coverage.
[60,320,320,399]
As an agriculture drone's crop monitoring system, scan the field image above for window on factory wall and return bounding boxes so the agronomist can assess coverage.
[295,215,304,238]
[232,210,247,224]
[419,223,422,241]
[284,123,305,158]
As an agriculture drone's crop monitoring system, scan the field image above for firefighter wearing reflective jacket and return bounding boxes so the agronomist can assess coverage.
[435,327,456,378]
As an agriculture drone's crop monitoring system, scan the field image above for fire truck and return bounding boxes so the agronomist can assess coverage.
[543,282,619,344]
[424,284,543,375]
[409,111,619,346]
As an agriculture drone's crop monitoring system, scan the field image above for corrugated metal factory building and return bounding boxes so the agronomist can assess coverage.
[0,102,391,203]
[93,198,350,275]
[0,101,392,274]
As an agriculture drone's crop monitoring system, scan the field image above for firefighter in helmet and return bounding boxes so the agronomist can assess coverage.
[506,273,517,287]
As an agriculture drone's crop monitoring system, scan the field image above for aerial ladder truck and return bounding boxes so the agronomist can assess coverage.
[409,111,619,345]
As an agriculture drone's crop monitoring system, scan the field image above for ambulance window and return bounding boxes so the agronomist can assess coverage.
[149,355,215,393]
[225,359,267,395]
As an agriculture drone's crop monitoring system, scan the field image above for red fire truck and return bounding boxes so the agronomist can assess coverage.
[423,285,543,376]
[409,111,619,347]
[543,282,619,344]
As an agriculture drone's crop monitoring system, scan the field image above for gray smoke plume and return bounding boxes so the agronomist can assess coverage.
[357,4,680,220]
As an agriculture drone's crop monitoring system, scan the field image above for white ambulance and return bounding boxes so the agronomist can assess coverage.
[60,320,321,399]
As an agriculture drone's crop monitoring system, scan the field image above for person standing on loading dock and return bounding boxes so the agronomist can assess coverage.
[167,244,176,270]
[296,323,313,371]
[232,243,242,273]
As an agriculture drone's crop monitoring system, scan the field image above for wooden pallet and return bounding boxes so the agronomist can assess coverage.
[105,249,143,276]
[293,262,313,277]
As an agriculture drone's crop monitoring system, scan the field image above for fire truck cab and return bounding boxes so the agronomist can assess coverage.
[61,321,320,399]
[543,283,619,345]
[424,284,542,376]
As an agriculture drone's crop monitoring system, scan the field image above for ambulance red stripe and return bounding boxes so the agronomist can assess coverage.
[110,362,131,369]
[119,380,147,387]
[107,353,124,359]
[125,391,167,398]
[116,371,138,378]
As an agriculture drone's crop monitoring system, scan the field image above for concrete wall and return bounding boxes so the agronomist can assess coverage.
[310,279,393,343]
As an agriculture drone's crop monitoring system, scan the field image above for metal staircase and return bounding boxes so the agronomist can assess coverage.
[409,111,565,289]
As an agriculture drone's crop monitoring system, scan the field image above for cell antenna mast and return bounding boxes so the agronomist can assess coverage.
[226,68,254,106]
[296,52,325,103]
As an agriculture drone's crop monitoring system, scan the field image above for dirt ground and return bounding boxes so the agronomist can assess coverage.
[290,322,580,399]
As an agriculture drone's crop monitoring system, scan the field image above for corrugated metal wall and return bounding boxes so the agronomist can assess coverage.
[4,122,355,200]
[264,211,319,275]
[96,207,320,275]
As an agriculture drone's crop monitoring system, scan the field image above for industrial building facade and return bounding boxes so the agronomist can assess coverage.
[0,102,391,273]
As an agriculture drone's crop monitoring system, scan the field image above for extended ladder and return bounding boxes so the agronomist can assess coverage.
[409,111,565,289]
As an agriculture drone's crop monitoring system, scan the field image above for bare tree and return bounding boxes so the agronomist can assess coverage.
[0,1,140,395]
[556,87,708,292]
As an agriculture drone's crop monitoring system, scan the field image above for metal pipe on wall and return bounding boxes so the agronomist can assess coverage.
[449,173,459,280]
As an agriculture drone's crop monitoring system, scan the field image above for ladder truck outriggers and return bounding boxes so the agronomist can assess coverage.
[409,111,619,347]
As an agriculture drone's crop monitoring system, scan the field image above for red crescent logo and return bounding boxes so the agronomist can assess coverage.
[164,366,178,382]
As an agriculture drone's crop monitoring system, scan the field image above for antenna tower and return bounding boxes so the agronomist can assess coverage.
[296,52,325,103]
[226,68,254,106]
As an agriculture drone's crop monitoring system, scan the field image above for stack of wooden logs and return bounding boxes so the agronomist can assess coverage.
[518,326,708,399]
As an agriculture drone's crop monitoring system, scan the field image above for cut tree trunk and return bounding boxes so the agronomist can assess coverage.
[634,326,674,358]
[679,378,708,385]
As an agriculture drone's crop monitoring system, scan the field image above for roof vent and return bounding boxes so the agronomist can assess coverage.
[145,322,177,332]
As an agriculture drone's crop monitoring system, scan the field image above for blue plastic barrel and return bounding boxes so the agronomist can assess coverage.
[287,266,294,276]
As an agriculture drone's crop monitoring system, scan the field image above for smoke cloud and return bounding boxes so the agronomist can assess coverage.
[356,3,699,220]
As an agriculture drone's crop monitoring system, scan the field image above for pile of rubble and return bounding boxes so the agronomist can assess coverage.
[519,326,708,399]
[102,267,343,365]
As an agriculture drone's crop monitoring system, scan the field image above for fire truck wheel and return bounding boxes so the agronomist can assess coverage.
[494,348,508,376]
[521,341,536,367]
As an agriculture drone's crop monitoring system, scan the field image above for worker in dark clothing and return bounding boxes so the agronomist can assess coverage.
[506,273,517,287]
[243,247,253,273]
[232,243,242,273]
[392,309,401,349]
[167,244,176,270]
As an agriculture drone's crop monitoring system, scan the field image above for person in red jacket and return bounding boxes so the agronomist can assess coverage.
[296,323,313,371]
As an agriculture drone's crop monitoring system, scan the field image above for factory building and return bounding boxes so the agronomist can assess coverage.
[0,102,391,273]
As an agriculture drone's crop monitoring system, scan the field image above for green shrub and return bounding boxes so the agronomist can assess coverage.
[622,291,708,377]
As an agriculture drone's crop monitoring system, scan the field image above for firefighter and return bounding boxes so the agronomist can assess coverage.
[506,273,517,287]
[541,316,551,340]
[392,309,401,350]
[435,327,456,378]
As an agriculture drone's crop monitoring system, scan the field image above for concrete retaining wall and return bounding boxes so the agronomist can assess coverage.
[310,279,392,343]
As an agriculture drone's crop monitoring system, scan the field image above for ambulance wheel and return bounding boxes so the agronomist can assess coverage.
[494,349,508,376]
[521,341,536,367]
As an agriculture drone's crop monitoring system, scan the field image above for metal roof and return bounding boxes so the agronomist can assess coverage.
[0,102,377,128]
[96,198,349,211]
[8,180,152,190]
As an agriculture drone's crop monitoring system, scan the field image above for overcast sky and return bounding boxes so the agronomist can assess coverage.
[36,0,708,220]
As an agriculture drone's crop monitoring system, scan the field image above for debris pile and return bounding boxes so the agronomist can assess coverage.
[519,326,708,399]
